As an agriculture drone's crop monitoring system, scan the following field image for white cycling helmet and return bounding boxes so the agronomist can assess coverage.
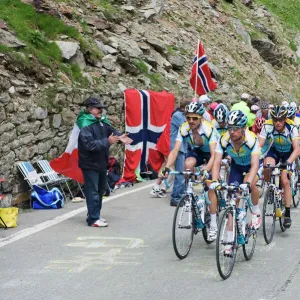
[198,94,211,104]
[282,100,289,107]
[290,101,297,108]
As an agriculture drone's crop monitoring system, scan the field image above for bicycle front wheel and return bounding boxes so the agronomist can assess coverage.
[172,195,194,259]
[262,185,276,244]
[216,207,237,280]
[292,184,300,208]
[243,204,256,260]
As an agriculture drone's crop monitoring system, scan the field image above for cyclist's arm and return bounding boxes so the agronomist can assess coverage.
[205,142,217,171]
[258,135,266,148]
[247,153,260,184]
[287,139,300,164]
[211,151,223,181]
[165,140,182,169]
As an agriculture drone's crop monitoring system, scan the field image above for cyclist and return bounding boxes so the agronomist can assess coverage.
[212,103,230,138]
[210,110,262,232]
[259,105,300,228]
[287,104,300,132]
[163,101,219,240]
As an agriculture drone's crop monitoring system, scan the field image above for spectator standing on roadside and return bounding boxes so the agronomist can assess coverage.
[78,97,131,227]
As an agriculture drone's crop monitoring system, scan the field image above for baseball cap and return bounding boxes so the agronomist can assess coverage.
[251,105,260,112]
[282,101,289,107]
[210,102,219,111]
[198,94,211,104]
[241,93,250,100]
[85,97,107,108]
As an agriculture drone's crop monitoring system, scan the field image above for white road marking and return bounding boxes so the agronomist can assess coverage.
[0,183,153,248]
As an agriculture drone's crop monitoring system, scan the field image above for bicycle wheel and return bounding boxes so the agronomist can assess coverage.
[262,186,276,244]
[292,180,300,208]
[243,204,256,260]
[216,207,237,280]
[172,195,194,259]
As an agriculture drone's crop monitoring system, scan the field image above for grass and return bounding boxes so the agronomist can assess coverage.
[289,40,297,52]
[258,0,300,31]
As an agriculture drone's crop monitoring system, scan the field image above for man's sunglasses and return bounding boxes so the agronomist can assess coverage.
[228,127,241,132]
[186,116,201,121]
[272,117,285,123]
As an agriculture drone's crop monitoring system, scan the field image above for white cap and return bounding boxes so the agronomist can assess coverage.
[241,93,250,100]
[282,101,289,107]
[198,94,211,104]
[251,105,260,112]
[290,101,297,108]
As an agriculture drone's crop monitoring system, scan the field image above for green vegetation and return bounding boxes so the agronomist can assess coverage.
[134,59,149,73]
[258,0,300,31]
[289,40,297,52]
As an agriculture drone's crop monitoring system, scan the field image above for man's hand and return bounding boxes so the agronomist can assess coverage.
[162,167,170,177]
[209,181,221,190]
[286,161,293,172]
[118,133,133,145]
[240,182,251,193]
[108,133,120,145]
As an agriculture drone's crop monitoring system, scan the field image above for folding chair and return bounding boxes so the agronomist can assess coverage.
[37,160,84,199]
[17,161,66,202]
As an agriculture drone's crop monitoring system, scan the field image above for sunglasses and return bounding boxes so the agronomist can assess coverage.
[186,116,201,121]
[228,127,241,132]
[272,118,285,123]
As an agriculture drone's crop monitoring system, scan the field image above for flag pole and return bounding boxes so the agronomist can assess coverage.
[194,39,200,99]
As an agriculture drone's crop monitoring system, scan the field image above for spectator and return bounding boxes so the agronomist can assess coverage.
[199,94,214,121]
[78,97,131,227]
[169,97,190,206]
[231,93,254,127]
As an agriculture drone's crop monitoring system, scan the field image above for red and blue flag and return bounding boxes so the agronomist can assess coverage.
[190,41,217,96]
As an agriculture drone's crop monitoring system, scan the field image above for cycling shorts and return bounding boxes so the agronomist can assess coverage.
[186,148,210,167]
[266,147,291,164]
[228,162,251,185]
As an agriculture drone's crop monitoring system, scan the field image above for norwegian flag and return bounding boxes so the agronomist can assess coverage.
[120,89,174,182]
[190,40,217,96]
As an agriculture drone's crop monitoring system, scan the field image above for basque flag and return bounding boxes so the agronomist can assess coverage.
[121,89,174,182]
[190,40,217,96]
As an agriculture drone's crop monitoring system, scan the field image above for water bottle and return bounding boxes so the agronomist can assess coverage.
[237,208,246,244]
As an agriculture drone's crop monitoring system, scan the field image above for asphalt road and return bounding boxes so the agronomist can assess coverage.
[1,181,300,300]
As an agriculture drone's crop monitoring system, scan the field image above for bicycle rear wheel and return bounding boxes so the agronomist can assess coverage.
[292,184,300,208]
[202,207,215,245]
[262,186,276,244]
[243,204,256,260]
[216,207,237,280]
[172,195,194,259]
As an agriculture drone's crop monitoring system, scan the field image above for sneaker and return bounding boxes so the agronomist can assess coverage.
[100,217,107,223]
[275,208,282,217]
[90,220,108,227]
[207,226,218,242]
[223,245,233,256]
[283,217,292,228]
[250,212,261,230]
[150,188,166,198]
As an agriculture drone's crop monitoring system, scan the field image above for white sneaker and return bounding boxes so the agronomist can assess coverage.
[207,226,218,241]
[150,188,166,198]
[91,220,108,227]
[100,217,107,223]
[250,212,261,230]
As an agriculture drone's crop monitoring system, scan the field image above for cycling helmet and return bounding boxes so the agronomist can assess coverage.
[287,106,296,118]
[185,102,205,116]
[255,117,265,130]
[260,101,269,110]
[198,94,211,104]
[290,101,297,108]
[214,104,229,123]
[227,110,248,127]
[270,105,288,119]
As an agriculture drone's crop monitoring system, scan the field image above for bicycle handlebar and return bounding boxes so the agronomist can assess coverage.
[169,170,207,177]
[263,162,288,170]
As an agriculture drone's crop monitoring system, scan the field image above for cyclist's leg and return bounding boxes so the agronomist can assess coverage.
[264,148,277,182]
[281,157,292,228]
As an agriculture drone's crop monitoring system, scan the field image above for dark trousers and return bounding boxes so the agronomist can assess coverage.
[82,169,107,226]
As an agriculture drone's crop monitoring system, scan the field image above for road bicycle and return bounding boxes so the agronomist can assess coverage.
[262,162,293,244]
[215,183,257,280]
[170,170,214,259]
[291,160,300,208]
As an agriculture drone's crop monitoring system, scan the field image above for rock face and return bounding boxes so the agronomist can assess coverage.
[0,0,300,204]
[0,29,26,48]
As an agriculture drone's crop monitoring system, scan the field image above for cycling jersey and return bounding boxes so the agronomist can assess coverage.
[291,116,300,131]
[216,129,261,166]
[259,119,299,153]
[211,119,227,138]
[176,120,218,152]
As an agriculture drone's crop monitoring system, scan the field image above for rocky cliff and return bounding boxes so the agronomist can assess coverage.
[0,0,300,205]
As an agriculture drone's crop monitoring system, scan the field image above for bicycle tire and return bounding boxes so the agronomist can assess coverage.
[262,186,276,244]
[172,195,194,259]
[216,207,237,280]
[243,204,256,260]
[292,186,300,208]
